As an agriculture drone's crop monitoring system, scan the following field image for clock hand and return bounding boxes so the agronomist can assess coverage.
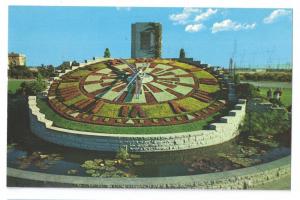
[119,58,138,74]
[134,63,150,99]
[94,78,122,98]
[135,76,143,99]
[141,62,150,75]
[107,64,126,77]
[114,72,139,102]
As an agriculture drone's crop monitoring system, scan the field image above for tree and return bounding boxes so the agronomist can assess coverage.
[179,48,186,59]
[38,65,55,78]
[17,73,47,95]
[240,110,290,136]
[8,65,34,79]
[71,60,80,66]
[234,74,240,84]
[235,83,261,99]
[104,48,111,58]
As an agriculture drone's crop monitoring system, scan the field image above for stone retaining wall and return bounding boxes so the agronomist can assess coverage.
[7,155,290,189]
[31,57,247,152]
[28,96,246,152]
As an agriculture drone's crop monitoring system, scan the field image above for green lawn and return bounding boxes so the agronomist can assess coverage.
[143,103,174,118]
[241,81,291,89]
[36,98,219,135]
[8,79,33,94]
[58,82,79,89]
[192,70,216,79]
[251,175,290,190]
[171,61,194,70]
[69,69,91,77]
[97,103,122,118]
[63,94,88,106]
[259,87,292,107]
[242,81,292,107]
[176,97,209,111]
[199,84,220,93]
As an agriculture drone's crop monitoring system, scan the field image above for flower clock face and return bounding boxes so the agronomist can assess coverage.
[48,59,225,126]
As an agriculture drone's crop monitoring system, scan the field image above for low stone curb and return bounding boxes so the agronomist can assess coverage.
[7,155,290,189]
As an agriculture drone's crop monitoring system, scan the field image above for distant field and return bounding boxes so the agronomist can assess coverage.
[241,81,292,107]
[259,87,292,107]
[240,81,292,88]
[8,79,33,94]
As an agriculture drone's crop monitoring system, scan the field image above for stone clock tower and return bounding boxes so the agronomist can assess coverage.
[131,22,162,58]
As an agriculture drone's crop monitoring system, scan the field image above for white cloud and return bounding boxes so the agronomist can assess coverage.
[169,12,190,25]
[170,8,218,33]
[169,7,201,25]
[183,7,201,13]
[212,19,256,33]
[263,9,291,24]
[116,7,131,11]
[185,24,205,33]
[194,8,218,22]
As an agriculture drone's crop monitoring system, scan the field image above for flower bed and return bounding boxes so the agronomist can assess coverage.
[199,78,218,85]
[46,58,225,127]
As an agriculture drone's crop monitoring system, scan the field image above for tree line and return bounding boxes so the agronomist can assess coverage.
[8,48,112,79]
[8,64,56,79]
[238,72,292,82]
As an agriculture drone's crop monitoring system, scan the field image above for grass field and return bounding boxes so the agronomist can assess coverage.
[143,103,174,118]
[200,84,220,93]
[86,62,107,71]
[259,87,292,107]
[241,80,292,107]
[192,70,216,79]
[8,79,33,94]
[176,97,209,111]
[37,98,219,134]
[153,59,171,64]
[96,103,122,117]
[241,81,291,88]
[58,82,79,89]
[69,69,91,77]
[63,95,87,106]
[172,61,194,70]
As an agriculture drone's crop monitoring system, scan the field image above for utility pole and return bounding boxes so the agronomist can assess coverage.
[227,39,237,103]
[228,39,237,81]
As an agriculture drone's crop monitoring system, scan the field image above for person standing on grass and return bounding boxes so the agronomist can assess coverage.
[267,88,272,99]
[274,88,281,100]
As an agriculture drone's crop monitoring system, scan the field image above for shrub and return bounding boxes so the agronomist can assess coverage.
[104,48,111,58]
[17,74,46,95]
[116,147,129,160]
[8,65,35,79]
[236,83,261,99]
[240,110,290,136]
[179,48,186,59]
[239,72,292,82]
[269,98,284,107]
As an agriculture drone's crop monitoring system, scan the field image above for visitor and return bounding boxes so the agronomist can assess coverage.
[273,88,281,100]
[267,89,272,99]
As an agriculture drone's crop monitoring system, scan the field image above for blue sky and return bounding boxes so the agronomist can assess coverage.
[9,6,292,67]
